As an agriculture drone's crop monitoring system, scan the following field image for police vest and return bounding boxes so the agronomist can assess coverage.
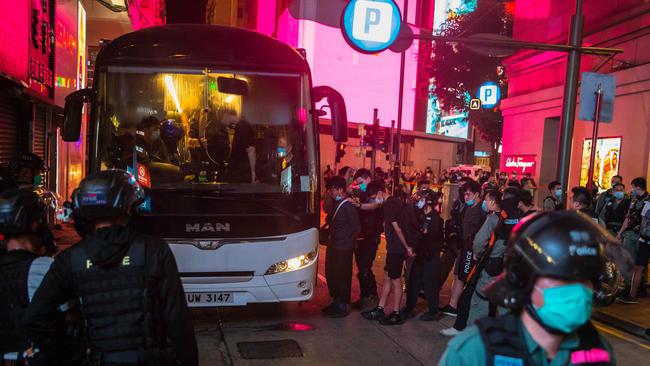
[71,239,163,361]
[477,312,613,366]
[0,250,38,354]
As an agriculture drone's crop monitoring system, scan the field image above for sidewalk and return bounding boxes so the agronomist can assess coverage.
[593,296,650,340]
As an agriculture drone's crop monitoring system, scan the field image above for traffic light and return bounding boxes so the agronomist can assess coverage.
[380,127,391,153]
[335,143,346,163]
[362,127,375,148]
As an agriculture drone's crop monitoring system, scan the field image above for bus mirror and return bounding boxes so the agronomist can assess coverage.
[217,77,248,96]
[313,86,348,143]
[62,88,93,142]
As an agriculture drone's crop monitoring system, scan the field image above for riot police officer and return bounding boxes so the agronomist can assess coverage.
[24,170,198,366]
[0,189,56,365]
[439,211,616,365]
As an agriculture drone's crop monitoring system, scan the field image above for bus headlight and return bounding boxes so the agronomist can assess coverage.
[265,251,317,275]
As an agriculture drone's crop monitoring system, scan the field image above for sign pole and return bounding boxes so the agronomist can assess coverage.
[371,108,379,173]
[556,0,584,207]
[393,0,408,196]
[586,87,603,191]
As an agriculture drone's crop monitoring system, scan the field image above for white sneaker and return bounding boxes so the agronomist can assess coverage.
[440,327,461,337]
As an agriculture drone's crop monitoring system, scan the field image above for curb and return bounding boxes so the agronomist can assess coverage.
[592,310,650,341]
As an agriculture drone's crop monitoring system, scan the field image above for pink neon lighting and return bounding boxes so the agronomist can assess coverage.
[0,1,29,82]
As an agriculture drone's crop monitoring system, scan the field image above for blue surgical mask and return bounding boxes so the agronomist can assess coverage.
[374,198,384,204]
[533,283,593,334]
[335,195,343,201]
[466,199,475,207]
[631,190,638,198]
[614,191,624,200]
[359,182,368,192]
[481,200,489,213]
[277,147,287,157]
[554,189,562,199]
[416,199,425,209]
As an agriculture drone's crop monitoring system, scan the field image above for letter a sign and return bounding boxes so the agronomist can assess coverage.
[341,0,402,54]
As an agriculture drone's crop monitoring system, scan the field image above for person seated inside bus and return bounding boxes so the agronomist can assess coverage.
[263,132,295,187]
[137,116,171,163]
[204,108,257,183]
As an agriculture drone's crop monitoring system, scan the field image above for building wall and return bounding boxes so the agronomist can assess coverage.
[501,0,650,196]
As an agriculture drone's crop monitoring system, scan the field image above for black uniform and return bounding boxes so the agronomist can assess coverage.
[406,209,444,314]
[0,250,39,359]
[354,191,382,299]
[24,225,198,366]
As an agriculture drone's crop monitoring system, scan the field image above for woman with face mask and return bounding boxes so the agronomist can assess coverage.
[439,211,617,366]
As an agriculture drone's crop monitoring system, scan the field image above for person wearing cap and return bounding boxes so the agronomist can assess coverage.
[0,189,77,365]
[138,116,171,163]
[24,170,198,366]
[438,211,616,366]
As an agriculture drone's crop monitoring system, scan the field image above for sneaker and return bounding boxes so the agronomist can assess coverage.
[439,305,458,317]
[419,312,442,322]
[617,296,639,304]
[440,327,461,337]
[361,306,385,321]
[352,295,379,310]
[400,307,416,319]
[324,304,349,318]
[379,312,404,326]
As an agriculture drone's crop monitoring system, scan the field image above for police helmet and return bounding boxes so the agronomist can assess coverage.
[482,211,612,310]
[72,170,145,220]
[0,189,45,239]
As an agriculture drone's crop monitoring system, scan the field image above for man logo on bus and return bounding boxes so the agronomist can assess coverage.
[352,0,393,43]
[186,223,231,233]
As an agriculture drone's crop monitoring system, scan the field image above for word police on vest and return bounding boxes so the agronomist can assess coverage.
[352,0,394,43]
[87,256,131,269]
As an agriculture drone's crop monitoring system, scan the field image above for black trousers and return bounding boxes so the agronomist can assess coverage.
[453,282,474,330]
[355,235,380,298]
[406,256,441,314]
[325,248,354,304]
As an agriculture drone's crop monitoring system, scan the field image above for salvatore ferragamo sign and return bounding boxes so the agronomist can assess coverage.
[503,155,537,174]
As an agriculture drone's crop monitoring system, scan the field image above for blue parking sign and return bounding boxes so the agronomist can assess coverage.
[478,82,501,109]
[341,0,402,54]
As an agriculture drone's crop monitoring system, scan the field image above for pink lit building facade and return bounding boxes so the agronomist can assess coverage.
[254,0,479,174]
[501,0,650,199]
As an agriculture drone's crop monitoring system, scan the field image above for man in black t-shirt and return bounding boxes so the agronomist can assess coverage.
[362,189,414,326]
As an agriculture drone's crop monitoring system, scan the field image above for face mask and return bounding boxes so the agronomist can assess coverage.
[466,199,475,207]
[416,199,425,209]
[359,182,368,192]
[614,191,624,200]
[277,147,287,157]
[335,195,343,201]
[533,283,593,334]
[554,189,562,199]
[631,190,638,198]
[481,200,489,213]
[372,197,384,204]
[528,188,535,196]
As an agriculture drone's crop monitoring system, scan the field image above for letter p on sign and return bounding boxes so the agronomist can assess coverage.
[352,1,393,43]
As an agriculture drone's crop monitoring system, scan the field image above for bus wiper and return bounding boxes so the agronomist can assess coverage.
[181,195,302,222]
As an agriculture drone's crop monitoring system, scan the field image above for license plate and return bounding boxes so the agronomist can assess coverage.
[185,292,235,305]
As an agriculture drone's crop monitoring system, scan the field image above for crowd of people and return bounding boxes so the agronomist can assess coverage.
[321,165,647,323]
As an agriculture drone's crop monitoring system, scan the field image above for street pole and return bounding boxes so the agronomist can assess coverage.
[371,108,379,173]
[586,87,603,191]
[556,0,584,207]
[393,0,408,196]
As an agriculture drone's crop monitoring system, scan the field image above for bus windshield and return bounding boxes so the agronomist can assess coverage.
[94,67,316,195]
